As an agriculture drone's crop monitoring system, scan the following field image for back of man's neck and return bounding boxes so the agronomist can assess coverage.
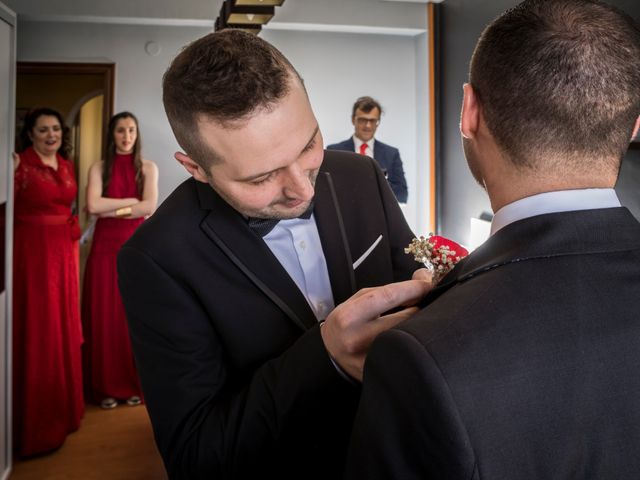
[487,172,617,213]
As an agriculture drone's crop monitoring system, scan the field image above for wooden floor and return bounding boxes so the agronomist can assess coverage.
[10,404,167,480]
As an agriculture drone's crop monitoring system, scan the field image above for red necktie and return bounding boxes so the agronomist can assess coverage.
[359,143,368,156]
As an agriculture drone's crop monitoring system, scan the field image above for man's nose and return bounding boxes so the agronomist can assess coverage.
[283,165,314,200]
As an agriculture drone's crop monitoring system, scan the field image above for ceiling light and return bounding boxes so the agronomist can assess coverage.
[231,0,285,5]
[223,1,274,25]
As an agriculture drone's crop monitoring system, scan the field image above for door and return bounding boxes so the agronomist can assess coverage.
[0,2,16,478]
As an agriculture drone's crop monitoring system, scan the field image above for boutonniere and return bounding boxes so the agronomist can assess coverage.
[405,234,469,283]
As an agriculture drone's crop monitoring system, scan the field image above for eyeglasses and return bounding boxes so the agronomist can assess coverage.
[355,117,380,127]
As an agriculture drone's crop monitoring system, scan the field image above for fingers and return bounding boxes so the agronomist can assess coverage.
[351,279,431,315]
[357,306,419,353]
[371,306,419,333]
[321,280,431,381]
[331,280,430,333]
[412,267,433,284]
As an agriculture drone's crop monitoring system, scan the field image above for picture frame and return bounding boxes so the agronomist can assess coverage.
[15,107,29,139]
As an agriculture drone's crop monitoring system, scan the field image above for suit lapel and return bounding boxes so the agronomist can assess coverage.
[195,182,317,331]
[314,171,357,304]
[421,207,640,307]
[345,137,355,153]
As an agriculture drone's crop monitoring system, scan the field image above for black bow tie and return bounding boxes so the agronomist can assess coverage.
[247,201,314,237]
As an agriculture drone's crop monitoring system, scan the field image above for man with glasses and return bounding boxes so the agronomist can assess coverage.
[327,96,408,203]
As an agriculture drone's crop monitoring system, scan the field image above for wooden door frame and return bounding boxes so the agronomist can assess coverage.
[427,3,442,234]
[16,61,115,144]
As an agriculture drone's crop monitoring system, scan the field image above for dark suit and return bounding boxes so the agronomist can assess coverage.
[117,150,416,480]
[327,138,408,203]
[347,207,640,479]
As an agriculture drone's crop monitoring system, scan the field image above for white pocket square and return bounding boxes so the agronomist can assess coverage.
[353,235,383,270]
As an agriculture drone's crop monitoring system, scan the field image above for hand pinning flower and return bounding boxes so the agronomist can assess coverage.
[405,234,469,284]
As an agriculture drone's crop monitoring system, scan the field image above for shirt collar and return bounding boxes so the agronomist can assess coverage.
[490,188,621,236]
[353,135,374,150]
[265,213,315,238]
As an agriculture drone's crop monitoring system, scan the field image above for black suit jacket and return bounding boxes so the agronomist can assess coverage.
[117,150,416,479]
[346,207,640,479]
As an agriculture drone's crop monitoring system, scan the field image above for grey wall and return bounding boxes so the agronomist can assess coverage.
[414,32,430,235]
[439,0,515,244]
[616,149,640,220]
[439,0,640,245]
[16,21,428,233]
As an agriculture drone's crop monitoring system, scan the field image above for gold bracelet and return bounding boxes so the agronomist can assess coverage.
[115,206,133,217]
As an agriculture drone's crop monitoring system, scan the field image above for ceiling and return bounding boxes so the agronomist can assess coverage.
[4,0,439,36]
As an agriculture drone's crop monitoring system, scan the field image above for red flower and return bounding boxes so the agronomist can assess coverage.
[405,234,469,283]
[428,235,469,258]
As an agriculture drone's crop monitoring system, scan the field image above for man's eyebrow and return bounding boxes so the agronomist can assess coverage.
[238,125,320,182]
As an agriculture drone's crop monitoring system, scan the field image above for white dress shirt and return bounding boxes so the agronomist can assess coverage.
[353,135,374,158]
[263,214,335,321]
[491,188,621,236]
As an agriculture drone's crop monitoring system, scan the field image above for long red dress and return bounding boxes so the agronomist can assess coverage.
[13,146,83,457]
[82,153,144,403]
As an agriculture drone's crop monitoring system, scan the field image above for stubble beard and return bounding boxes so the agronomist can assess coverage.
[209,168,319,220]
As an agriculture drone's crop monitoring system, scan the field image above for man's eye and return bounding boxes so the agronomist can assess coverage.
[302,139,316,153]
[250,175,272,186]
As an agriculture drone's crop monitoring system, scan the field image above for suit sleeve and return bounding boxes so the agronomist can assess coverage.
[387,148,408,203]
[345,328,478,480]
[117,245,358,479]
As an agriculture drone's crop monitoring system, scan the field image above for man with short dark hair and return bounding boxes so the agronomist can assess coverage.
[117,30,426,480]
[327,96,408,202]
[346,0,640,478]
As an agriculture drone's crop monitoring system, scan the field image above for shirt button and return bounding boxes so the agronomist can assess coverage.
[299,240,306,250]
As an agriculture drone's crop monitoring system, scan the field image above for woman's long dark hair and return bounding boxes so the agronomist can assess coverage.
[18,107,72,159]
[103,111,144,196]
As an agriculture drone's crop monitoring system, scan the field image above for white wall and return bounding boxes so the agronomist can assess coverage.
[263,28,424,232]
[16,20,428,233]
[6,0,428,31]
[16,21,208,202]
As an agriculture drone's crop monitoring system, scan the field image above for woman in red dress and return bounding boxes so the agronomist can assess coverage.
[82,111,158,409]
[13,108,83,456]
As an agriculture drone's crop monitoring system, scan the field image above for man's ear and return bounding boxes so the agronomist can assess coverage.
[632,115,640,141]
[175,152,209,183]
[460,83,480,140]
